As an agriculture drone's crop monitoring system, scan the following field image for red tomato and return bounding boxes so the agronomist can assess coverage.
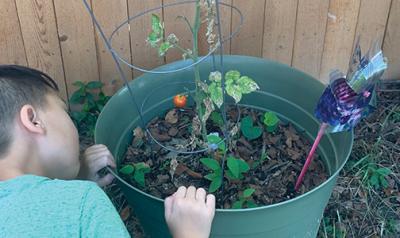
[173,94,187,108]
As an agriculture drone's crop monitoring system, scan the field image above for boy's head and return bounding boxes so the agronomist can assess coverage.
[0,65,80,179]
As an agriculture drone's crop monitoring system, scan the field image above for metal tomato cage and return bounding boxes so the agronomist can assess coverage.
[82,0,245,156]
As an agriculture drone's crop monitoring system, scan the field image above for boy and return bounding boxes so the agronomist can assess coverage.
[0,65,215,238]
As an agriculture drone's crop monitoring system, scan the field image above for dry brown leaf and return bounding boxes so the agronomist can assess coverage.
[165,109,178,124]
[120,206,131,221]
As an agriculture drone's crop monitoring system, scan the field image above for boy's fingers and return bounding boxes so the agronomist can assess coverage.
[195,188,206,201]
[84,147,110,158]
[175,186,187,198]
[87,149,115,167]
[84,144,107,154]
[164,196,174,219]
[106,155,116,168]
[97,173,115,187]
[186,186,196,199]
[206,194,216,213]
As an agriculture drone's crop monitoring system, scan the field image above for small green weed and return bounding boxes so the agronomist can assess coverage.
[119,162,151,187]
[69,81,110,136]
[200,158,223,193]
[240,116,262,140]
[263,111,280,132]
[232,188,257,209]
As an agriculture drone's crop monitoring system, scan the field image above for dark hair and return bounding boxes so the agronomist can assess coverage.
[0,65,59,157]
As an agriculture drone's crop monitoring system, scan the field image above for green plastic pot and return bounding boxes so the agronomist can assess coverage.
[95,55,353,238]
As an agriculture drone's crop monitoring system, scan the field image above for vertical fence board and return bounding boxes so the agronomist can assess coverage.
[319,0,360,84]
[16,0,68,99]
[230,0,266,57]
[354,0,391,52]
[383,0,400,80]
[128,0,164,77]
[1,0,399,88]
[53,0,99,97]
[262,0,297,65]
[92,0,132,94]
[163,0,195,63]
[292,0,329,79]
[0,0,27,66]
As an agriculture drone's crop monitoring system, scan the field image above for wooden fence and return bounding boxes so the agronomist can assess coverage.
[1,0,399,100]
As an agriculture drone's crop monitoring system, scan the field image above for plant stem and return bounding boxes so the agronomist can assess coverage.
[192,0,208,141]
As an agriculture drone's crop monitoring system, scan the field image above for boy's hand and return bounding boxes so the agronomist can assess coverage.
[78,144,116,187]
[164,186,216,238]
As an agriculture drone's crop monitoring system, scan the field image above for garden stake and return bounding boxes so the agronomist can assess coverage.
[295,123,328,190]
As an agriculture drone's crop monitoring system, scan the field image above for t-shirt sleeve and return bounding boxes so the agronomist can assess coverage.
[79,183,131,238]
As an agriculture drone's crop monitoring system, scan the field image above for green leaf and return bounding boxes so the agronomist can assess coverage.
[237,76,259,94]
[82,103,90,112]
[263,111,280,132]
[225,70,241,82]
[69,91,83,104]
[135,162,151,173]
[147,32,160,47]
[207,134,226,152]
[225,169,235,180]
[210,112,224,127]
[243,188,255,198]
[260,150,268,162]
[209,71,222,82]
[209,176,222,193]
[237,159,250,173]
[133,171,146,187]
[232,200,243,209]
[208,82,223,108]
[369,174,379,187]
[204,173,219,181]
[379,176,389,188]
[227,156,240,178]
[240,116,262,140]
[226,83,242,103]
[151,14,162,35]
[72,81,85,88]
[200,158,221,171]
[120,165,134,175]
[159,41,173,56]
[241,115,252,128]
[246,200,257,208]
[86,81,103,89]
[376,167,391,176]
[71,111,86,123]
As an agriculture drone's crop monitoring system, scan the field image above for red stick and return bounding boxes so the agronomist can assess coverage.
[294,123,328,191]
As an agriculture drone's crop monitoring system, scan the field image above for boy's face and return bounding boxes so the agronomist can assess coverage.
[38,94,80,179]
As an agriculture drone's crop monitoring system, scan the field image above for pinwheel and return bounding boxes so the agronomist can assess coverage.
[294,39,388,191]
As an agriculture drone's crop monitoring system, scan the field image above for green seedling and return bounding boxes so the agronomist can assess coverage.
[200,158,223,193]
[232,188,257,209]
[120,162,151,187]
[226,156,250,180]
[364,165,392,189]
[207,133,226,152]
[240,116,262,140]
[263,111,280,132]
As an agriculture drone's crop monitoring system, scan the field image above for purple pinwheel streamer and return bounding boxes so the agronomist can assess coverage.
[295,40,388,191]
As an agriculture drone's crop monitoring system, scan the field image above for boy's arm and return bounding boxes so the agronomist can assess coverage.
[78,144,116,187]
[80,183,131,238]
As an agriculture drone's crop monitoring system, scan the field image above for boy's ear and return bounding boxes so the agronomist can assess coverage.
[19,105,45,134]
